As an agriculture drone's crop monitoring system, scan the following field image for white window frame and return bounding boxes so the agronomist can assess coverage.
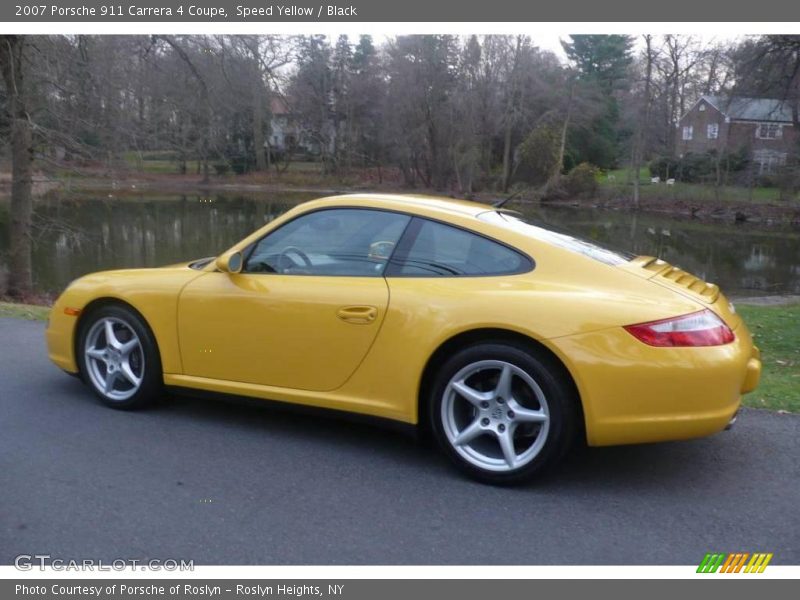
[682,125,693,141]
[754,150,788,175]
[707,123,719,140]
[756,123,782,139]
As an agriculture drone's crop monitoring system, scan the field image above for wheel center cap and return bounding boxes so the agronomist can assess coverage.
[491,406,503,420]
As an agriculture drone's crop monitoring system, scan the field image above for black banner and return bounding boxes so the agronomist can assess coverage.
[5,579,797,600]
[3,0,800,22]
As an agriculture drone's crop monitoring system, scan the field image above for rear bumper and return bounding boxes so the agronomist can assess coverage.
[741,346,762,394]
[548,322,761,447]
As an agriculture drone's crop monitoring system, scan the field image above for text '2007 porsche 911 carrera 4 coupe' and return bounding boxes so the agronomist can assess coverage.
[46,194,761,483]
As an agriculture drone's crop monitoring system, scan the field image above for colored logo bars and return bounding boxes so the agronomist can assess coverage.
[697,553,773,573]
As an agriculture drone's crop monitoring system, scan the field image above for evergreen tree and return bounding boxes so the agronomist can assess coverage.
[561,35,634,169]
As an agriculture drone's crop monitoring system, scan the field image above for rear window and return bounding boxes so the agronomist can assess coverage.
[387,217,531,277]
[477,211,634,266]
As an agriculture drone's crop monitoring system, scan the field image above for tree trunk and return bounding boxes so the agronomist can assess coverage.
[632,35,654,210]
[501,122,513,192]
[159,36,212,184]
[253,80,267,171]
[546,80,575,193]
[500,37,523,193]
[251,50,267,172]
[1,36,34,299]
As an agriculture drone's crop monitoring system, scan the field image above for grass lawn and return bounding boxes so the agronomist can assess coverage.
[1,300,796,413]
[737,302,800,413]
[122,151,326,177]
[0,301,51,321]
[599,166,653,185]
[598,166,795,204]
[122,153,202,174]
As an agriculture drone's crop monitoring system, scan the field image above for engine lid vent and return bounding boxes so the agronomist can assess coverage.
[628,256,720,303]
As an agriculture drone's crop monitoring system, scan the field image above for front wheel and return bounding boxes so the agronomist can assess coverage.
[77,304,163,409]
[429,342,579,485]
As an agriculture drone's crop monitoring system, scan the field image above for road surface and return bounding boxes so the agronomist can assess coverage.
[1,317,797,565]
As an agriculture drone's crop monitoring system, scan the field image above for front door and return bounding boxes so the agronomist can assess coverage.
[177,208,410,392]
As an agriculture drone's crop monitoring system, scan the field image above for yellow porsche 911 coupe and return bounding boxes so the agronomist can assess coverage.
[46,194,761,483]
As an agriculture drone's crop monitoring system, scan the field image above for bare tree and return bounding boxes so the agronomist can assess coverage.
[225,35,292,171]
[0,35,33,298]
[632,35,656,209]
[156,35,213,183]
[500,36,525,192]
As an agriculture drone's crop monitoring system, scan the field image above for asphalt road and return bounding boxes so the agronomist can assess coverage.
[1,317,798,565]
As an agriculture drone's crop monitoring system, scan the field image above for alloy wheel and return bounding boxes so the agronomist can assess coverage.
[84,317,145,401]
[441,360,550,472]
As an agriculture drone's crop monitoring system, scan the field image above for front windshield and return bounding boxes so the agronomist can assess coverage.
[477,210,635,267]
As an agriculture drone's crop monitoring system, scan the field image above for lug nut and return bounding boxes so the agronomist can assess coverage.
[481,418,490,426]
[498,424,506,432]
[508,411,515,419]
[480,401,489,409]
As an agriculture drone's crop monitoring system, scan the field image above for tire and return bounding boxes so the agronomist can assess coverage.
[428,341,579,485]
[76,304,163,410]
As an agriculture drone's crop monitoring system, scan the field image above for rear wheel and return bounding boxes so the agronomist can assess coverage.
[77,304,162,409]
[429,342,578,484]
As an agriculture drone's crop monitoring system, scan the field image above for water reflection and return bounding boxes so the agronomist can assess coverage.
[531,205,800,296]
[0,191,798,297]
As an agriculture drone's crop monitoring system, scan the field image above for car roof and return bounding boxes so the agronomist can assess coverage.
[308,193,494,219]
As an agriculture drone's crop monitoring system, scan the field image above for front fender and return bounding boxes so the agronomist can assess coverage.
[46,268,204,375]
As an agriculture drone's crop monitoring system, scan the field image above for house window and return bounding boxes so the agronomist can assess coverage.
[699,104,706,112]
[756,123,782,139]
[753,149,787,175]
[707,123,719,139]
[682,126,693,141]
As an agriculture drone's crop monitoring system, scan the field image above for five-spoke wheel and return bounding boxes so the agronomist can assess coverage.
[84,317,145,401]
[430,342,578,484]
[442,360,550,472]
[77,304,162,409]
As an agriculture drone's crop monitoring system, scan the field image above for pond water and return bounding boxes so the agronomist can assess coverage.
[0,190,798,297]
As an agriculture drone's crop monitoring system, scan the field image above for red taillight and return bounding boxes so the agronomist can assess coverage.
[624,309,735,347]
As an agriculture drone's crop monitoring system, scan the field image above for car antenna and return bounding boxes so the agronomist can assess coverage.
[492,189,522,209]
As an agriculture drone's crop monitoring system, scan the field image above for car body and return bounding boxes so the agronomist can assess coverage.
[46,194,762,483]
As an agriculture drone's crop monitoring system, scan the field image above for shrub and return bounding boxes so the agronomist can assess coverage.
[677,152,718,183]
[649,155,680,181]
[720,147,750,173]
[774,165,800,200]
[228,154,251,175]
[213,162,230,176]
[563,162,600,197]
[650,149,750,184]
[515,125,561,186]
[143,151,179,162]
[755,173,778,188]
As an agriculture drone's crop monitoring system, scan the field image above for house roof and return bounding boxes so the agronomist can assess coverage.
[701,95,795,123]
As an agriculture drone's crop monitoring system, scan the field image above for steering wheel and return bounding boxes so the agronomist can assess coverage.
[277,246,313,273]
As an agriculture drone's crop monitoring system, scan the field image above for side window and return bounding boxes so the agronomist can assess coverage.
[244,208,410,277]
[388,218,530,277]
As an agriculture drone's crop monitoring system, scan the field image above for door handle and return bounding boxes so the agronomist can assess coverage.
[337,306,378,324]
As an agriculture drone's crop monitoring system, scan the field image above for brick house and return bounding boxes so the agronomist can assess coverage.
[676,95,798,174]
